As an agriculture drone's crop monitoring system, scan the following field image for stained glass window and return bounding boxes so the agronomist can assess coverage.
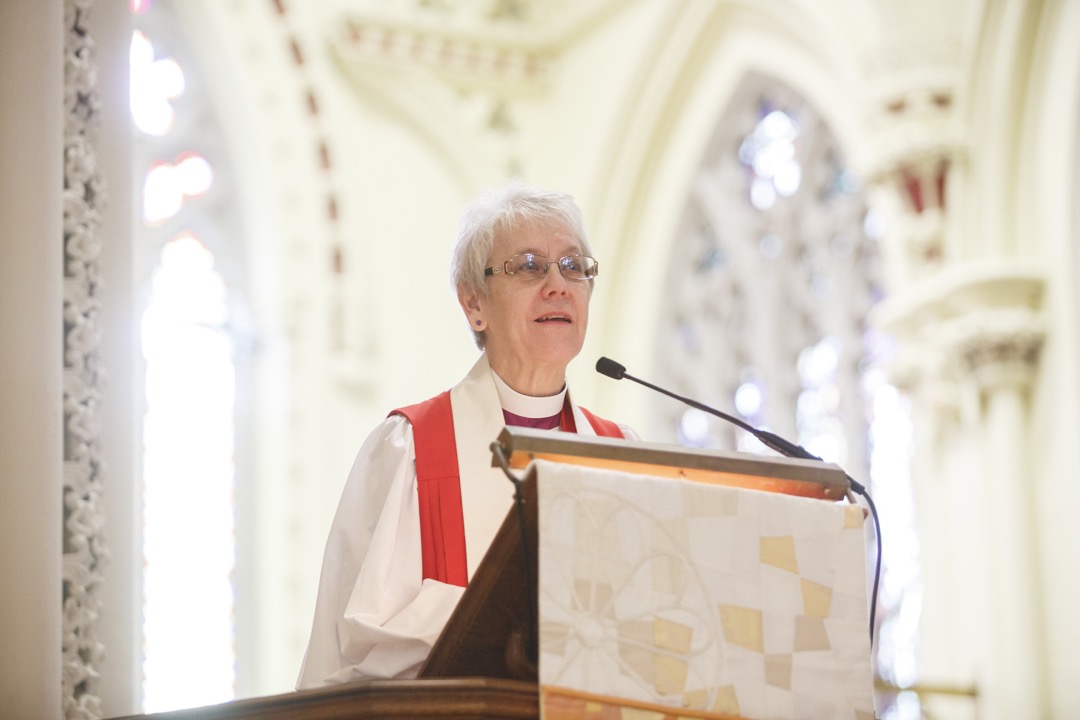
[140,234,236,712]
[131,9,239,712]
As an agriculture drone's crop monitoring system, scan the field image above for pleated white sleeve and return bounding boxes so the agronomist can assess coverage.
[295,414,466,688]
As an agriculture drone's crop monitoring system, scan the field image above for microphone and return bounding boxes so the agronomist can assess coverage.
[596,357,822,464]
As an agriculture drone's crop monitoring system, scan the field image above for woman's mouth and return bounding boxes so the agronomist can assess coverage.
[535,313,571,324]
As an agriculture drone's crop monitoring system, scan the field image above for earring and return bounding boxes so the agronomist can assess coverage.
[475,319,482,326]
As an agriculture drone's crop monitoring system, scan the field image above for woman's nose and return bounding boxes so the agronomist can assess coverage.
[541,263,570,294]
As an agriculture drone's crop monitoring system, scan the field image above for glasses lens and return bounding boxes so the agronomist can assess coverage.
[558,255,597,280]
[507,254,547,278]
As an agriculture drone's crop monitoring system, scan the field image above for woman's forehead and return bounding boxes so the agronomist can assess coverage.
[495,221,582,255]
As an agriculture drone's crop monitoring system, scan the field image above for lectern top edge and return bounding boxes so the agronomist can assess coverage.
[493,425,850,500]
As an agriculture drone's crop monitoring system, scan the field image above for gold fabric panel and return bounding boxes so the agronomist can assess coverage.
[718,604,764,653]
[799,577,832,617]
[759,535,798,573]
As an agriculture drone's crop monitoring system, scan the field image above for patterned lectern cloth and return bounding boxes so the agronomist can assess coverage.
[535,460,875,720]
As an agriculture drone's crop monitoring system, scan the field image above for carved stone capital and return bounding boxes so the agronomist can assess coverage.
[872,262,1045,396]
[947,309,1044,393]
[860,54,966,284]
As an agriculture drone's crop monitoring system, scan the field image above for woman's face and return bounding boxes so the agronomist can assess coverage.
[460,220,592,391]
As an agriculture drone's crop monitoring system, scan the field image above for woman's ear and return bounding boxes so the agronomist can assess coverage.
[457,285,485,329]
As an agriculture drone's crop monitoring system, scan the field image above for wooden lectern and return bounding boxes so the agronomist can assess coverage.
[115,429,870,720]
[419,427,852,681]
[418,427,873,720]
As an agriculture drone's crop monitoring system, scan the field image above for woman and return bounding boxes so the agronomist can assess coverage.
[296,183,637,687]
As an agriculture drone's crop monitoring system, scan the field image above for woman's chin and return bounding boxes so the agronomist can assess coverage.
[488,334,584,373]
[531,343,583,370]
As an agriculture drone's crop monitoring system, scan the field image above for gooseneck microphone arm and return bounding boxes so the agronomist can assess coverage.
[597,357,824,464]
[596,356,881,645]
[596,357,866,492]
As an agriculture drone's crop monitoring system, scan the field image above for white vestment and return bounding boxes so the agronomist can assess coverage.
[296,353,637,688]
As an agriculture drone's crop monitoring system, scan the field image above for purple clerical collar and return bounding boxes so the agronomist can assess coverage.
[502,408,562,431]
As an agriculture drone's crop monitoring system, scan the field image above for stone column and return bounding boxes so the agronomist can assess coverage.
[874,267,1046,719]
[950,308,1046,720]
[0,2,64,717]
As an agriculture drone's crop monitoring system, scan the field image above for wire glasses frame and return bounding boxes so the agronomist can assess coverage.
[484,253,599,281]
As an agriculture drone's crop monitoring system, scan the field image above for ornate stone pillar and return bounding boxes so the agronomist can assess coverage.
[59,1,115,716]
[861,10,1049,714]
[875,268,1046,720]
[948,308,1046,720]
[0,2,64,718]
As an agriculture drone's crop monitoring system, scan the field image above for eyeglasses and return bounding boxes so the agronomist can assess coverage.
[484,253,599,281]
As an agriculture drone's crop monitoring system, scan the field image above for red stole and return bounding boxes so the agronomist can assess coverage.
[392,390,624,587]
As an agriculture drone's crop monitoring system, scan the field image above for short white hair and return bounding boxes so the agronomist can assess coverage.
[450,182,593,348]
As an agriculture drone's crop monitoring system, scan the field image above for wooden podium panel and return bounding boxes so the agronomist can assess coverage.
[419,471,539,681]
[109,678,538,720]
